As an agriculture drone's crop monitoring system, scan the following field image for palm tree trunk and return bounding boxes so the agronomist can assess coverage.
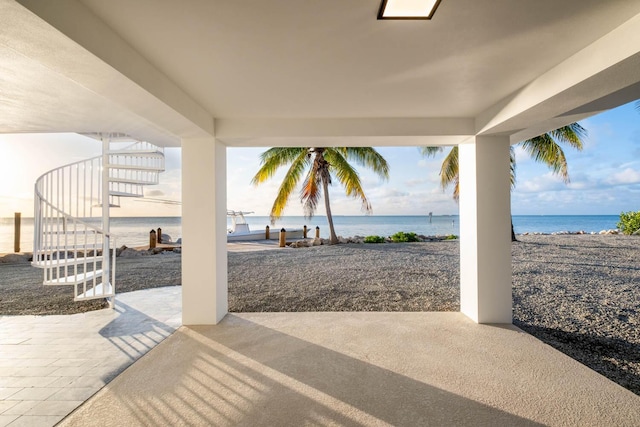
[322,176,339,244]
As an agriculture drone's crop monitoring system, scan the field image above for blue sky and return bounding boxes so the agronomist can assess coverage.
[0,101,638,218]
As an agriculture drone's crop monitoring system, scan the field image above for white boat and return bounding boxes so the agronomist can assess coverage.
[227,210,306,241]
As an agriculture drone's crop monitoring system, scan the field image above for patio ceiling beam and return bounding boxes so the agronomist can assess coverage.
[477,12,640,139]
[214,117,475,147]
[11,0,213,145]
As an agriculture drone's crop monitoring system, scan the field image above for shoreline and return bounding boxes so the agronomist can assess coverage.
[0,230,629,260]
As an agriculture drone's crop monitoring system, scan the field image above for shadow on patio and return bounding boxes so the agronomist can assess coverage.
[60,312,640,426]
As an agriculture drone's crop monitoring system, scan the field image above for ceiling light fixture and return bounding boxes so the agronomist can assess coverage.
[378,0,442,20]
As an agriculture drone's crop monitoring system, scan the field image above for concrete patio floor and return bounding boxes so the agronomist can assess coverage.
[2,286,640,426]
[61,310,639,426]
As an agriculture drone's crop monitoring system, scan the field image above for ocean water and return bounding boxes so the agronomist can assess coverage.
[0,215,620,253]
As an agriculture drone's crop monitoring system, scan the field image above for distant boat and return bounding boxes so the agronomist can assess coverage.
[227,210,305,241]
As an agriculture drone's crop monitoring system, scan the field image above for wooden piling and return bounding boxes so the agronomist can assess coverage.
[150,229,157,249]
[279,228,286,247]
[315,226,320,239]
[14,212,21,253]
[303,225,308,238]
[157,227,162,244]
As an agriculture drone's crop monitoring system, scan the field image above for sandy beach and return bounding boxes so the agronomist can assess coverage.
[1,234,638,395]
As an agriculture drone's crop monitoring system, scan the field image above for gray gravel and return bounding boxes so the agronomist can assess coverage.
[511,235,640,396]
[229,235,640,396]
[228,241,460,312]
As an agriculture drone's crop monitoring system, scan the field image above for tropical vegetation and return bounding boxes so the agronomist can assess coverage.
[252,147,389,244]
[364,235,386,243]
[390,231,420,242]
[421,123,587,241]
[617,211,640,235]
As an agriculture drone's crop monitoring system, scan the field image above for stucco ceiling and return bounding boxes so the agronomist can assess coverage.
[3,0,640,146]
[78,0,640,119]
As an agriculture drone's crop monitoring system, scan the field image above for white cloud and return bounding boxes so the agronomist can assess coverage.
[606,168,640,185]
[516,172,566,193]
[405,178,428,187]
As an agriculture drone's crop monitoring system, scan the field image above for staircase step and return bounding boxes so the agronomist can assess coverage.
[75,282,114,300]
[32,256,103,268]
[109,191,143,198]
[107,164,163,171]
[108,150,163,156]
[44,270,102,286]
[109,177,158,185]
[92,203,121,208]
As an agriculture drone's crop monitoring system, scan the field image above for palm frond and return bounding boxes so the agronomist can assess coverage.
[338,147,390,180]
[325,149,372,213]
[548,123,587,151]
[251,147,306,185]
[510,146,516,189]
[300,151,326,219]
[439,146,459,191]
[269,151,310,222]
[520,135,570,182]
[452,175,460,201]
[419,147,444,157]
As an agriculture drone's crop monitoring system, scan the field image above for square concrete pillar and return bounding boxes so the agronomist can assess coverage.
[458,136,512,323]
[181,138,228,325]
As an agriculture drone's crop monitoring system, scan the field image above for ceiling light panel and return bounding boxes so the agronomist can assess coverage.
[378,0,441,19]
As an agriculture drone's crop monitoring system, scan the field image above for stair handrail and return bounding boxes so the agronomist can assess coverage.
[33,154,111,238]
[33,153,116,299]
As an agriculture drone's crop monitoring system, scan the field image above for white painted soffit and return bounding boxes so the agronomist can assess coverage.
[4,0,212,146]
[214,118,475,147]
[477,12,640,139]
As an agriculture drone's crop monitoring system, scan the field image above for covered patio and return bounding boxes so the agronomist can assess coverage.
[2,0,640,424]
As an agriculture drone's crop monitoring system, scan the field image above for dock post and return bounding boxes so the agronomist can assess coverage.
[279,228,286,247]
[150,229,157,249]
[315,226,320,239]
[14,212,21,253]
[265,225,270,239]
[303,225,308,238]
[157,227,162,244]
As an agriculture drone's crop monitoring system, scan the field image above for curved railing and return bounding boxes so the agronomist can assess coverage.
[32,138,164,302]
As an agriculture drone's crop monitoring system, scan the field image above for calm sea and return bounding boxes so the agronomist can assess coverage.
[0,215,620,253]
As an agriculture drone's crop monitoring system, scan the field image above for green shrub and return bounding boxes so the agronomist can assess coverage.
[444,234,458,240]
[364,235,386,243]
[617,210,640,235]
[390,231,419,243]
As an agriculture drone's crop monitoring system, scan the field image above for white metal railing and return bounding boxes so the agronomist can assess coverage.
[32,138,164,303]
[33,155,116,301]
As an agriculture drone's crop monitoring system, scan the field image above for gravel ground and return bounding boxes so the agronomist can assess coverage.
[228,241,460,312]
[0,252,182,315]
[1,235,638,395]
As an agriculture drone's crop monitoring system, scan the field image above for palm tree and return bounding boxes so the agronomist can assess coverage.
[252,147,389,244]
[421,123,587,241]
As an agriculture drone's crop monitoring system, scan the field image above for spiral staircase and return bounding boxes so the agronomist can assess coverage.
[32,134,165,305]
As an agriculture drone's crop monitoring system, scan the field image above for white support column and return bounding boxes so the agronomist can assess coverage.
[181,137,228,325]
[459,136,512,323]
